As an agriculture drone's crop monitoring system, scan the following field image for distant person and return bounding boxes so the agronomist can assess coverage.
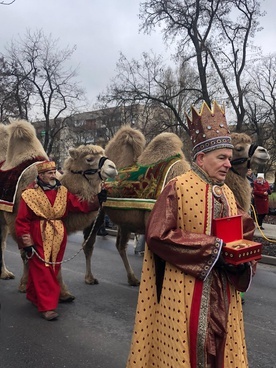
[246,168,256,188]
[134,234,145,255]
[247,168,256,218]
[253,173,271,230]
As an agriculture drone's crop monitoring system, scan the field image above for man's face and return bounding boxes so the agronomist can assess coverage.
[39,169,57,186]
[196,148,233,183]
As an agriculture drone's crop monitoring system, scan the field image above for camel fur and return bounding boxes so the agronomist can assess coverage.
[82,127,191,286]
[225,132,270,213]
[0,121,48,280]
[105,124,146,167]
[0,123,9,163]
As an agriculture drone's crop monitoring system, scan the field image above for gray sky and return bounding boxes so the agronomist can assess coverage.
[1,0,275,109]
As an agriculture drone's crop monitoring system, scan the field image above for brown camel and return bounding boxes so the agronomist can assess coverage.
[81,126,191,286]
[80,127,270,287]
[225,132,270,213]
[0,120,117,300]
[0,120,48,280]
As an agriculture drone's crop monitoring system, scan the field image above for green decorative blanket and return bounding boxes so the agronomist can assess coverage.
[103,154,181,211]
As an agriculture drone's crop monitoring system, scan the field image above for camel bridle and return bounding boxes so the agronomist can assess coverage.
[70,156,108,181]
[230,144,258,174]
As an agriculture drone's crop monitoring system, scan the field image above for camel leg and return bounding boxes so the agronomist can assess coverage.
[18,251,28,292]
[0,225,15,280]
[116,227,140,286]
[57,269,75,302]
[82,210,105,285]
[83,232,98,285]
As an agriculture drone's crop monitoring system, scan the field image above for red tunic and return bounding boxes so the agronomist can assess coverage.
[15,186,99,312]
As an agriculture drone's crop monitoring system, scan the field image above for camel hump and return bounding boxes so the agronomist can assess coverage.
[4,119,48,170]
[138,132,184,165]
[105,125,146,168]
[0,123,9,162]
[7,119,37,143]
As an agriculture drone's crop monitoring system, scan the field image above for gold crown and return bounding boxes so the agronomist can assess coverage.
[186,101,233,157]
[37,160,56,174]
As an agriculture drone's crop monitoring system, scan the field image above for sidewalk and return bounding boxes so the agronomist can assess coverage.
[254,222,276,240]
[254,222,276,266]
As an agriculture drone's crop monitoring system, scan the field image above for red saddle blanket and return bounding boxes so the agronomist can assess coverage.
[0,157,45,212]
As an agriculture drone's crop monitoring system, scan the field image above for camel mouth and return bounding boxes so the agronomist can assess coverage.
[255,156,270,165]
[102,169,118,179]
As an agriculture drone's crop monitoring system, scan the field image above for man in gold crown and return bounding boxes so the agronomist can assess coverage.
[15,160,106,321]
[126,102,256,368]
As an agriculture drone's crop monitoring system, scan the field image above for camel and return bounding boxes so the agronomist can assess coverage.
[81,127,191,286]
[80,127,270,287]
[0,120,117,296]
[225,132,270,213]
[0,120,48,280]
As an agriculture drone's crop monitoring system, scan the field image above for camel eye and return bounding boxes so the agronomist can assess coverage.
[234,145,243,152]
[86,157,96,164]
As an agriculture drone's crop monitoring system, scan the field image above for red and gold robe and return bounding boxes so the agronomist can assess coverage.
[126,166,255,368]
[15,184,99,312]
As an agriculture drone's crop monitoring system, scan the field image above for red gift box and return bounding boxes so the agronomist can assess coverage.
[212,215,262,265]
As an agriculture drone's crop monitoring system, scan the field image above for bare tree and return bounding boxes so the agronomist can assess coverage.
[97,51,202,139]
[244,54,276,175]
[139,0,263,131]
[0,0,16,4]
[4,29,87,155]
[0,56,33,121]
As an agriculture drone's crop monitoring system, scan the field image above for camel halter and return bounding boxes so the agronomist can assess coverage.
[230,144,258,173]
[70,156,108,181]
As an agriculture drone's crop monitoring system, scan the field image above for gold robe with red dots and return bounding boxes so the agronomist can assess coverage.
[126,165,255,368]
[15,184,99,312]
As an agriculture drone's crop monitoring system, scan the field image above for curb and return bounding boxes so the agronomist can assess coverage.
[259,255,276,266]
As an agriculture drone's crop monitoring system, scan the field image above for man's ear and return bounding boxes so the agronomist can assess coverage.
[196,152,205,167]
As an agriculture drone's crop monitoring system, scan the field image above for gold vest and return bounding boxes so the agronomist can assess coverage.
[175,169,237,235]
[22,186,68,266]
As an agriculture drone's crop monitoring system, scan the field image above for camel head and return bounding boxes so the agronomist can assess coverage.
[61,144,117,200]
[230,132,270,177]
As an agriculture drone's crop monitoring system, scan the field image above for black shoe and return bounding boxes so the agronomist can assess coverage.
[260,226,265,230]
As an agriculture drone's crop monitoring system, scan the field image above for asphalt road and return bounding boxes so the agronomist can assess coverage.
[1,233,275,368]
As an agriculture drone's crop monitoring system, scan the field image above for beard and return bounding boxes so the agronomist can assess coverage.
[49,179,57,186]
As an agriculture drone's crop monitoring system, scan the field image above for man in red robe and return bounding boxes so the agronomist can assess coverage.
[126,102,256,368]
[15,160,105,321]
